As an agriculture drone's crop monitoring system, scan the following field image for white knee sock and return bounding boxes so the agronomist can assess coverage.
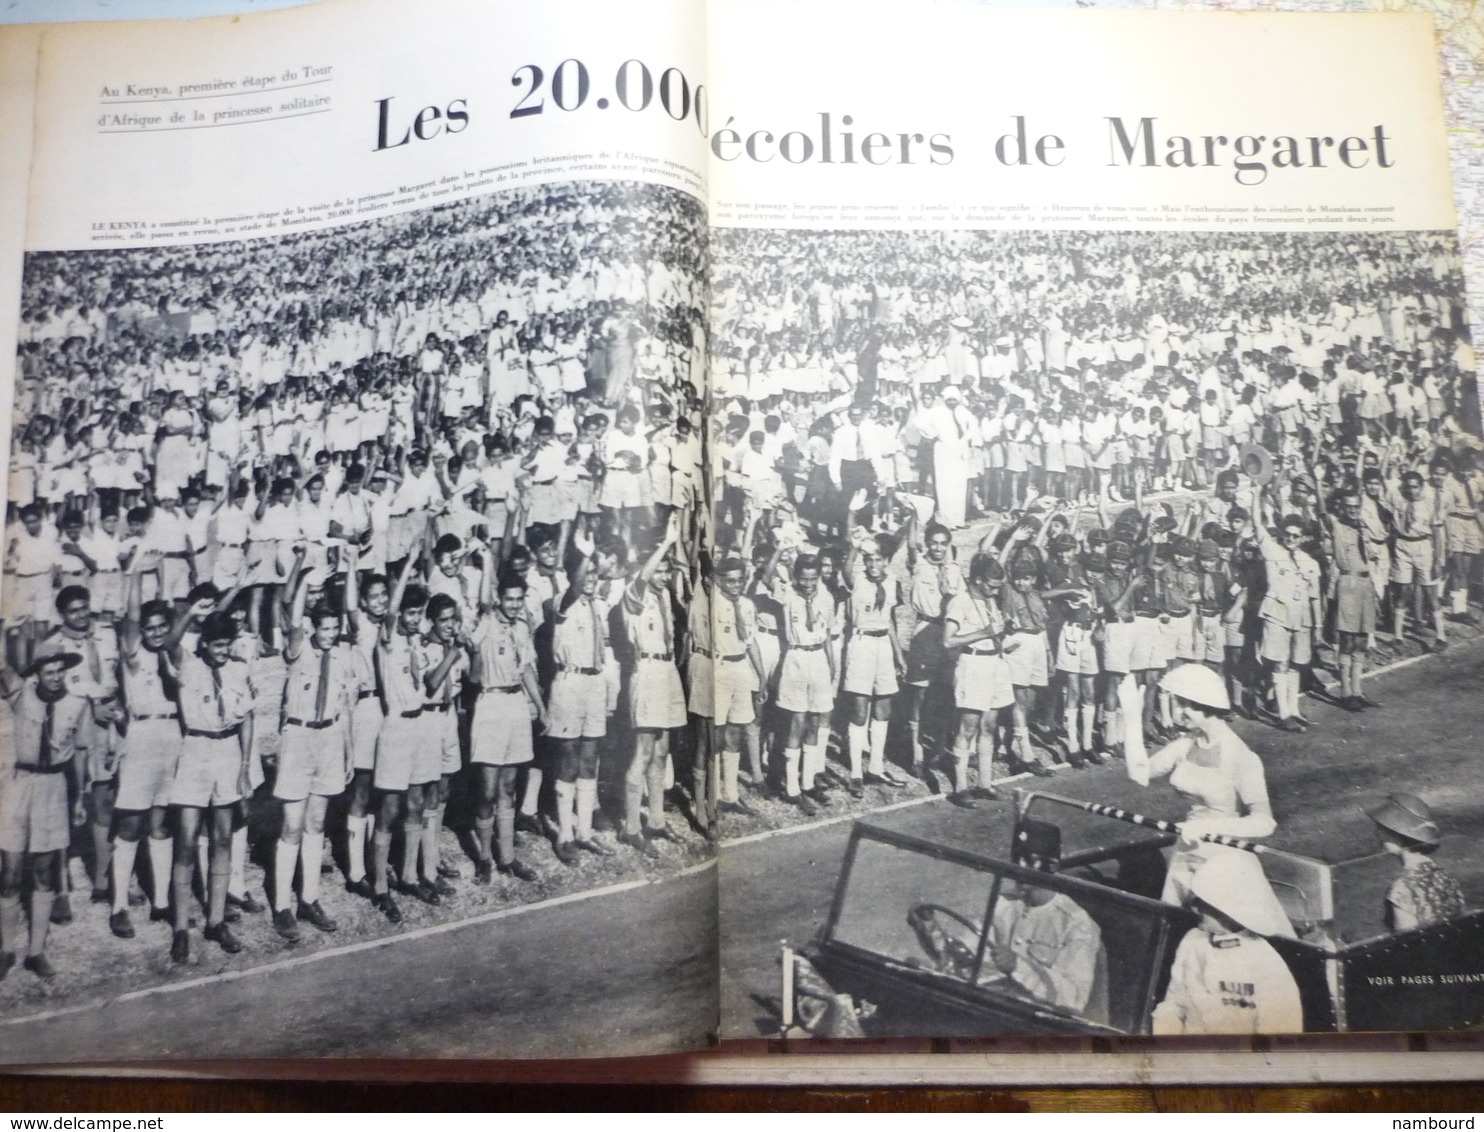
[868,719,888,777]
[719,748,740,804]
[346,814,367,883]
[575,779,597,840]
[300,832,323,905]
[422,803,444,877]
[951,745,970,793]
[1063,704,1078,751]
[520,767,543,817]
[111,838,139,915]
[1080,704,1097,753]
[147,837,173,911]
[847,723,867,780]
[274,839,298,913]
[229,825,248,897]
[555,781,576,843]
[784,748,801,797]
[811,735,829,786]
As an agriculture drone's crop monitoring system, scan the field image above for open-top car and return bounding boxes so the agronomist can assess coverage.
[802,792,1484,1035]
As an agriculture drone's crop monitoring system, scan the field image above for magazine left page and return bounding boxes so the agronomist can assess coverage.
[0,0,715,1062]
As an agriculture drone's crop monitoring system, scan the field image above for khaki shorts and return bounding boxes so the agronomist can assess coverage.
[0,768,70,854]
[170,734,244,809]
[777,648,835,715]
[275,719,349,801]
[351,696,384,772]
[1004,631,1049,688]
[842,633,899,698]
[954,652,1014,714]
[630,657,687,731]
[470,689,535,766]
[1055,624,1100,676]
[115,718,182,812]
[1260,621,1314,667]
[373,711,420,793]
[547,670,607,740]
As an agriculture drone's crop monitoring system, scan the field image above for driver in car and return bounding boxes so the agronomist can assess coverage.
[985,821,1103,1015]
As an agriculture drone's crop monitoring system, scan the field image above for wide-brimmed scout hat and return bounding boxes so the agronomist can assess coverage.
[1238,443,1275,485]
[1367,793,1442,847]
[1189,852,1295,938]
[1159,663,1231,712]
[25,647,82,678]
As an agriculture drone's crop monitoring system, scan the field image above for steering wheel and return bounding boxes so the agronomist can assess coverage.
[907,902,982,978]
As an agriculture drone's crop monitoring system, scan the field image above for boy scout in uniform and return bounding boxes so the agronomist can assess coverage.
[368,559,428,923]
[416,592,472,895]
[700,556,767,821]
[36,585,120,912]
[468,573,544,882]
[547,554,613,864]
[840,533,908,795]
[169,610,256,962]
[344,559,389,900]
[621,520,687,851]
[271,559,356,941]
[0,648,88,979]
[776,555,838,814]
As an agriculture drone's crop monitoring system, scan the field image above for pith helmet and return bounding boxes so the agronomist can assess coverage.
[1159,663,1231,712]
[1368,792,1442,847]
[1189,851,1295,938]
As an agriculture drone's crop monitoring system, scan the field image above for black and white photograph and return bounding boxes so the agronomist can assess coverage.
[706,226,1484,1039]
[0,178,719,1059]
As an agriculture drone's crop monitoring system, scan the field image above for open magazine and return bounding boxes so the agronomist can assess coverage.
[0,0,1481,1064]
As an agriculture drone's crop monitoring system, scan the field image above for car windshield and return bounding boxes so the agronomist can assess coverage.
[823,825,1193,1033]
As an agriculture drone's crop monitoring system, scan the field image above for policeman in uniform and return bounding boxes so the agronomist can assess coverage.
[1152,852,1302,1035]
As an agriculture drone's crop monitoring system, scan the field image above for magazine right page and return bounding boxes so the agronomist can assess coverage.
[707,2,1484,1041]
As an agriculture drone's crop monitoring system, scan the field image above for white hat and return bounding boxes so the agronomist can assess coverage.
[1159,663,1231,712]
[1189,852,1295,939]
[941,386,962,403]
